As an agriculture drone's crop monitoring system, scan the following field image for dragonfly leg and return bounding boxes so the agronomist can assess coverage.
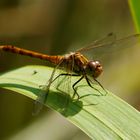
[85,76,107,95]
[72,76,84,100]
[85,76,103,95]
[52,73,81,99]
[93,78,108,95]
[52,72,82,100]
[38,73,69,89]
[52,73,79,83]
[51,73,79,92]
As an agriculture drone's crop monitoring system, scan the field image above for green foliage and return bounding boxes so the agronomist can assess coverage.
[0,65,140,139]
[129,0,140,32]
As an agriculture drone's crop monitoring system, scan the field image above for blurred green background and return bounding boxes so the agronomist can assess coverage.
[0,0,140,140]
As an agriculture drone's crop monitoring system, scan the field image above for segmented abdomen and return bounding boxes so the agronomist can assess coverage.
[0,45,63,65]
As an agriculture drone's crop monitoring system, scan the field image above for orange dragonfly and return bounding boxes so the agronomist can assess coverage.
[0,33,139,113]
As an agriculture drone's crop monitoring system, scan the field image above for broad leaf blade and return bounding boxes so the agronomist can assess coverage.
[129,0,140,32]
[0,65,140,139]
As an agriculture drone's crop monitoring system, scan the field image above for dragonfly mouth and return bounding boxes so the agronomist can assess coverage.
[94,64,103,78]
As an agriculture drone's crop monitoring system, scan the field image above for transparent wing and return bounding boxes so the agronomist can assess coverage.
[54,55,76,104]
[77,33,116,52]
[32,60,64,115]
[77,33,140,59]
[32,57,77,114]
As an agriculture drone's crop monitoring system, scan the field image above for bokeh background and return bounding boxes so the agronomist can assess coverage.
[0,0,140,140]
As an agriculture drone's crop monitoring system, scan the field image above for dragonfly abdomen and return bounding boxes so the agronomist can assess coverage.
[0,45,63,65]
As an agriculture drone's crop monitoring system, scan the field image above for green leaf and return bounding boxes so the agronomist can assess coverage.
[0,65,140,139]
[129,0,140,32]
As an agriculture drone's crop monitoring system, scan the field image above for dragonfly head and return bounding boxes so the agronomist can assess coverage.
[85,60,103,78]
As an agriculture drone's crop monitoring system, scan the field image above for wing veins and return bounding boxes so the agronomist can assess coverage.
[77,33,140,52]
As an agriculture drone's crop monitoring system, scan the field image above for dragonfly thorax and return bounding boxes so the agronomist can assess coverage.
[63,52,102,78]
[85,60,103,78]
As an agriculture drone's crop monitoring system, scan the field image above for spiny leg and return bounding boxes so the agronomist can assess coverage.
[85,76,103,95]
[51,73,80,109]
[93,78,108,95]
[85,76,107,95]
[72,76,84,99]
[52,73,80,84]
[53,73,83,100]
[53,73,80,94]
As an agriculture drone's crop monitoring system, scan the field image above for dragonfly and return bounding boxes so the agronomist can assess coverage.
[0,33,139,113]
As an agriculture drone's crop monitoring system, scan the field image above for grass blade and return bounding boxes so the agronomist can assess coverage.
[0,65,140,139]
[129,0,140,32]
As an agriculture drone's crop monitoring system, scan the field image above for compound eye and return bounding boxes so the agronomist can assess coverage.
[86,60,103,78]
[88,61,100,70]
[95,61,100,65]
